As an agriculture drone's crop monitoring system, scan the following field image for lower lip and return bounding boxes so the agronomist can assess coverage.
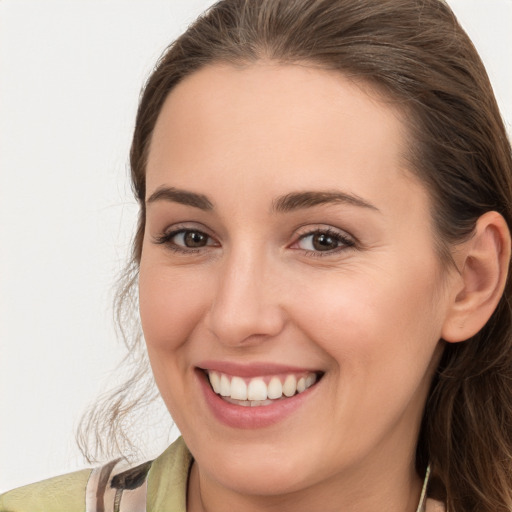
[196,369,319,429]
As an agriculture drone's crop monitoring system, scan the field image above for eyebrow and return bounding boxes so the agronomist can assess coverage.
[146,186,213,210]
[272,190,379,213]
[146,186,378,214]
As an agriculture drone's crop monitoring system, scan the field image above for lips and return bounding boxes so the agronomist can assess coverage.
[196,362,323,428]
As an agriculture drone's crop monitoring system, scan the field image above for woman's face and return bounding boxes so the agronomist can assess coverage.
[139,63,454,501]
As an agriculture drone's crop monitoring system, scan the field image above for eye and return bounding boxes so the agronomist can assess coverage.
[292,228,355,254]
[174,230,210,248]
[153,228,218,252]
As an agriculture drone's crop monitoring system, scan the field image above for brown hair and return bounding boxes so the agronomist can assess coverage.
[78,1,512,510]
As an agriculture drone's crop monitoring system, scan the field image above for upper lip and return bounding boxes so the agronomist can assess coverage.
[196,360,321,378]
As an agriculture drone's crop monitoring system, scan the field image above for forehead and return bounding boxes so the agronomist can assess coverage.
[146,62,426,218]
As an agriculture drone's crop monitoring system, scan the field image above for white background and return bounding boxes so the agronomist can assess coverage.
[1,0,511,492]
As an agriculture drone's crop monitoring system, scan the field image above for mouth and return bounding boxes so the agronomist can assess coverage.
[195,362,325,428]
[201,368,324,407]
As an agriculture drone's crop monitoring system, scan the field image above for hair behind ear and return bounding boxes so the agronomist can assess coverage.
[419,214,512,512]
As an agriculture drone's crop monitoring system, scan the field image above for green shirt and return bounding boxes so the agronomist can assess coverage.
[0,437,192,512]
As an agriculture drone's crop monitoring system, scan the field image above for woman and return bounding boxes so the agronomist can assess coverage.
[2,0,511,511]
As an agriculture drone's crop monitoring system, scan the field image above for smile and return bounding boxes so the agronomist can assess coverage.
[206,370,319,406]
[196,362,324,428]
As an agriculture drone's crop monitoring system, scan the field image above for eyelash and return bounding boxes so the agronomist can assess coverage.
[293,227,356,257]
[153,227,216,254]
[152,226,356,257]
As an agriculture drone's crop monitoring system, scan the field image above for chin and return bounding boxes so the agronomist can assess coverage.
[212,457,311,496]
[189,436,323,496]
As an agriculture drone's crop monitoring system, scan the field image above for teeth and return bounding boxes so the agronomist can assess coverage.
[224,397,274,407]
[231,376,247,400]
[220,374,231,397]
[247,378,267,401]
[267,377,283,399]
[206,370,318,405]
[209,371,221,394]
[283,375,297,397]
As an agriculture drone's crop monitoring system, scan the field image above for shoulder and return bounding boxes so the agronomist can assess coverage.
[0,469,92,512]
[0,461,151,512]
[0,460,154,512]
[0,437,192,512]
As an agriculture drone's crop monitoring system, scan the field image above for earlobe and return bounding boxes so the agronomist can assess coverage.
[442,211,511,343]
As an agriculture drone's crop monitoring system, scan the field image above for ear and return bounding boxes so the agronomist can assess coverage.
[442,211,511,343]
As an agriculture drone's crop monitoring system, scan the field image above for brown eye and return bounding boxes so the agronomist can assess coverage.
[311,233,340,251]
[154,228,217,251]
[183,230,209,247]
[294,229,355,254]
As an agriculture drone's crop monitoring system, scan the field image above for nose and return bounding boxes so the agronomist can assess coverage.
[205,247,287,347]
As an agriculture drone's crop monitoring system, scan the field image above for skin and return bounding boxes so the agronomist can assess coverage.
[139,62,464,512]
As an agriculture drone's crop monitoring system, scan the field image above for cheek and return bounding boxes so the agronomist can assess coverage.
[137,261,214,420]
[138,261,207,352]
[138,261,210,421]
[291,260,445,378]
